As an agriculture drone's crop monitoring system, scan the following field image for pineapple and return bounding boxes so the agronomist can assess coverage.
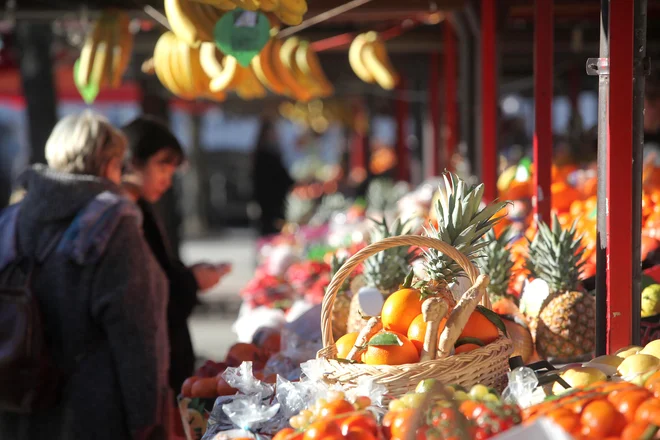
[525,215,596,362]
[481,228,518,306]
[346,217,414,333]
[366,177,410,213]
[422,172,508,305]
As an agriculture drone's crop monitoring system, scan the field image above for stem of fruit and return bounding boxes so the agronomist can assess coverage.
[346,316,382,361]
[642,424,659,440]
[420,297,448,362]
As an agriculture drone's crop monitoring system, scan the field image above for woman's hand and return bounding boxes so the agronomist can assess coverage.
[191,262,231,292]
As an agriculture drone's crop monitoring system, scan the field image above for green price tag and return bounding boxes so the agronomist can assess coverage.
[73,59,99,104]
[214,9,271,67]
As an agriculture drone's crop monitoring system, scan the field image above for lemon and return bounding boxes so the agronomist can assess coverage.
[641,340,660,359]
[642,284,660,318]
[552,367,607,395]
[617,354,660,386]
[615,345,643,359]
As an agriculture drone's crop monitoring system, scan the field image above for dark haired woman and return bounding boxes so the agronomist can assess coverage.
[122,115,230,395]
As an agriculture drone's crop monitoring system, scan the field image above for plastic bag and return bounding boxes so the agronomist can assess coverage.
[264,330,322,381]
[502,366,541,409]
[232,305,286,343]
[222,362,274,398]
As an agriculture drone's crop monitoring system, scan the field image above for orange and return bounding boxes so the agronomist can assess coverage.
[381,288,424,334]
[318,399,355,418]
[608,389,652,422]
[344,428,377,440]
[458,309,500,344]
[335,332,359,359]
[181,376,199,397]
[341,414,379,436]
[621,421,657,440]
[363,332,419,365]
[273,429,298,440]
[546,408,579,433]
[389,409,417,439]
[580,400,617,437]
[406,313,447,353]
[191,377,218,398]
[454,341,483,354]
[634,398,660,426]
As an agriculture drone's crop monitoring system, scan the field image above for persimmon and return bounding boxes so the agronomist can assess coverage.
[226,343,265,367]
[216,377,237,396]
[181,376,199,397]
[191,377,218,398]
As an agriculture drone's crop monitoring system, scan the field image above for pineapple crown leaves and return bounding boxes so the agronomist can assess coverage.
[481,227,515,297]
[525,214,587,293]
[423,172,509,286]
[330,253,351,293]
[362,216,416,292]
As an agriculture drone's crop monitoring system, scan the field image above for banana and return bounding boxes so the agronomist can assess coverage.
[278,0,307,16]
[189,45,212,95]
[206,89,227,102]
[295,40,333,97]
[236,67,267,100]
[199,42,225,78]
[172,37,198,96]
[272,37,311,101]
[165,0,202,47]
[102,12,119,88]
[281,37,322,99]
[77,16,106,87]
[190,0,236,10]
[251,39,288,95]
[349,33,374,83]
[361,32,399,90]
[260,0,278,12]
[153,32,187,97]
[111,11,133,88]
[231,0,260,11]
[274,9,302,26]
[89,18,112,89]
[209,55,243,92]
[187,1,224,42]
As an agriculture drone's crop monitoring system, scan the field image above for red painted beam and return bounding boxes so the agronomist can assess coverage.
[533,0,553,223]
[444,21,458,172]
[481,0,497,200]
[606,0,634,353]
[429,52,441,176]
[395,78,411,182]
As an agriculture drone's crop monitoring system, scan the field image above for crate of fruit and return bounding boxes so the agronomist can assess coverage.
[316,235,514,401]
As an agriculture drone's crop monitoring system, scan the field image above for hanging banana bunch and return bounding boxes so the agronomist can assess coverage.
[76,9,133,90]
[164,0,226,47]
[192,0,308,25]
[349,31,399,90]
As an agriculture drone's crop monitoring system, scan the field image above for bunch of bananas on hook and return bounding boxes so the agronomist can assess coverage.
[349,31,399,90]
[186,0,308,26]
[75,9,133,90]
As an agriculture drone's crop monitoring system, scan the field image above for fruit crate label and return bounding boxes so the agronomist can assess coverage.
[214,9,270,67]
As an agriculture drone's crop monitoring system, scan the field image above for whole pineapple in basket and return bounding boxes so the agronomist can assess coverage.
[346,217,414,333]
[421,172,508,306]
[525,215,596,362]
[330,254,353,339]
[481,228,518,308]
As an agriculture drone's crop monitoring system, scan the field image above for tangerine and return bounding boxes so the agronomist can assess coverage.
[454,341,483,354]
[381,288,424,335]
[335,332,360,359]
[389,409,417,439]
[580,400,617,437]
[609,389,652,422]
[546,408,579,433]
[458,309,500,344]
[340,414,379,436]
[634,398,660,426]
[319,399,355,418]
[407,313,447,353]
[363,332,420,365]
[621,421,658,440]
[344,428,377,440]
[273,428,298,440]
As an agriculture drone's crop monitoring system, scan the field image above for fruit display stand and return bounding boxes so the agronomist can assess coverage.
[317,235,514,399]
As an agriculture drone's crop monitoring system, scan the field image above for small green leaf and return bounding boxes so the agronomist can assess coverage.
[368,332,403,346]
[73,59,99,104]
[454,337,485,348]
[476,305,508,336]
[335,358,358,364]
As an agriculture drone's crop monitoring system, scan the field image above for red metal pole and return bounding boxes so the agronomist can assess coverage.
[444,21,458,172]
[533,0,553,223]
[481,0,497,200]
[606,0,634,353]
[396,77,410,182]
[429,52,441,176]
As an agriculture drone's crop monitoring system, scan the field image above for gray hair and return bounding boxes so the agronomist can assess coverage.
[45,110,127,176]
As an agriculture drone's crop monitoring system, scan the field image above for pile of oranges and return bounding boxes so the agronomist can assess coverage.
[523,373,660,440]
[335,284,503,366]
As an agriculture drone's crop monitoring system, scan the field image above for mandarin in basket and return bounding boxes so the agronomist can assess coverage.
[458,307,501,344]
[381,287,424,335]
[335,332,359,359]
[407,313,447,353]
[363,331,419,365]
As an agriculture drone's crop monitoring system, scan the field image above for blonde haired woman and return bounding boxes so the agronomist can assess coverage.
[0,111,170,440]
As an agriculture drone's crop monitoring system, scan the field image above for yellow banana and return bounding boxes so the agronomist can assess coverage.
[77,16,106,87]
[274,8,302,26]
[102,13,119,88]
[279,0,307,16]
[187,1,224,42]
[209,55,243,92]
[251,39,288,95]
[153,32,187,97]
[199,42,225,79]
[172,37,198,96]
[295,40,333,98]
[188,45,211,95]
[260,0,278,12]
[111,11,133,88]
[273,38,311,102]
[281,37,321,99]
[349,33,374,84]
[165,0,201,47]
[236,67,267,100]
[89,18,112,89]
[190,0,236,10]
[361,32,399,90]
[231,0,260,11]
[206,89,227,102]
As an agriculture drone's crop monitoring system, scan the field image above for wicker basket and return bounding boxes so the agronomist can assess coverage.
[317,236,514,401]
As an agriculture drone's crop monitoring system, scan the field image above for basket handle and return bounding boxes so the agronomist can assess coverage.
[321,235,487,349]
